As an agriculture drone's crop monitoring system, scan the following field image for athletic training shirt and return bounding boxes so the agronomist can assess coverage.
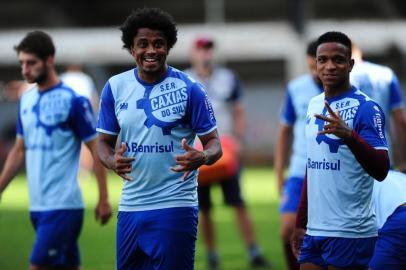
[17,82,97,211]
[97,66,217,211]
[305,87,388,238]
[280,74,323,179]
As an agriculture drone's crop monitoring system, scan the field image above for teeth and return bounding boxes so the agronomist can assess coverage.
[144,58,157,62]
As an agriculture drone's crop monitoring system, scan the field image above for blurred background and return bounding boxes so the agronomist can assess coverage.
[1,0,406,166]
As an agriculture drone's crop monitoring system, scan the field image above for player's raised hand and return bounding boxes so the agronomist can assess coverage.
[171,138,207,180]
[113,143,135,181]
[314,101,352,139]
[95,199,112,225]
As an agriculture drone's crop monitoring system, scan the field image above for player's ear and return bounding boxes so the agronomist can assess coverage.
[46,55,55,66]
[349,59,354,72]
[130,46,135,56]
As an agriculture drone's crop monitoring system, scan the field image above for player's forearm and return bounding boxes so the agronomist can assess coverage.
[0,144,25,193]
[344,131,390,181]
[97,139,118,171]
[233,103,246,141]
[295,173,308,229]
[274,125,292,184]
[202,136,222,166]
[93,156,109,201]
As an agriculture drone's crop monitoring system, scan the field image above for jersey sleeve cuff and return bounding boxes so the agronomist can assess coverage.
[96,128,119,135]
[196,126,217,136]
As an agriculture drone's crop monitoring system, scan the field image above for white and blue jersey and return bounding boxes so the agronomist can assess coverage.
[280,74,323,179]
[373,170,406,228]
[17,82,97,211]
[305,87,388,238]
[351,61,404,156]
[97,66,217,212]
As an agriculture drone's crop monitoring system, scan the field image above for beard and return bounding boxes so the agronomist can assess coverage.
[33,68,48,84]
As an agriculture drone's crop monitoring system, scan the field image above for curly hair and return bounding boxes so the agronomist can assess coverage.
[120,7,178,53]
[14,31,55,60]
[317,31,352,57]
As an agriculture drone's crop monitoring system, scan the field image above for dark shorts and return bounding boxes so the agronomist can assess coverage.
[116,207,198,270]
[299,234,376,269]
[198,169,244,210]
[30,209,83,267]
[279,176,304,213]
[369,206,406,270]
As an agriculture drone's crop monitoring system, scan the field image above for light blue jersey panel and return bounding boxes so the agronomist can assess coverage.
[280,74,323,178]
[373,170,406,228]
[17,82,97,211]
[351,61,404,158]
[97,67,217,211]
[305,87,388,238]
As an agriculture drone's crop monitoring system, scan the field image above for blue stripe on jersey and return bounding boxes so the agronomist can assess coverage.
[16,101,23,136]
[389,74,404,109]
[281,90,296,125]
[97,82,120,135]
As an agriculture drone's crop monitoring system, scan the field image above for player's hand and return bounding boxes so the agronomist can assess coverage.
[112,143,135,181]
[314,101,352,139]
[95,199,112,225]
[291,227,306,259]
[171,138,207,180]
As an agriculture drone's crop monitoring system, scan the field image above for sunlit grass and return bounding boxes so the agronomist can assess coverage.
[0,168,286,270]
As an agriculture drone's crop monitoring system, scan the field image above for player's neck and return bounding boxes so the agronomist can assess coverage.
[37,69,60,92]
[324,81,352,99]
[138,65,168,84]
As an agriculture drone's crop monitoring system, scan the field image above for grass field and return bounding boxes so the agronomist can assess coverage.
[0,168,287,270]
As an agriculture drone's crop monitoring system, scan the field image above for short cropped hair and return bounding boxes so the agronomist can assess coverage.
[306,39,318,57]
[316,31,352,56]
[120,7,178,52]
[14,31,55,60]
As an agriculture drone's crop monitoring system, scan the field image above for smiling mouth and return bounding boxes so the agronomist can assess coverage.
[144,58,158,64]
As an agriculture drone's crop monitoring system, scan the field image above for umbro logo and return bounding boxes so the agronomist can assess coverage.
[119,102,128,110]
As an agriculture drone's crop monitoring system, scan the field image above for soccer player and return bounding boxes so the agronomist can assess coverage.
[369,170,406,269]
[185,36,270,269]
[96,8,222,270]
[292,31,390,270]
[274,40,322,270]
[0,31,112,270]
[350,44,406,170]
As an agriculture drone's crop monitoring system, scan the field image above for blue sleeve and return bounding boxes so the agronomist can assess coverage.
[228,74,242,102]
[16,102,23,136]
[97,82,120,135]
[280,89,296,125]
[389,74,404,110]
[69,96,97,142]
[187,83,217,135]
[353,101,388,150]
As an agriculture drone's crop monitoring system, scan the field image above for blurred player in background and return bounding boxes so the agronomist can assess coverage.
[185,37,270,269]
[274,40,322,270]
[350,44,406,171]
[0,31,112,270]
[61,65,104,174]
[96,8,222,270]
[292,31,389,270]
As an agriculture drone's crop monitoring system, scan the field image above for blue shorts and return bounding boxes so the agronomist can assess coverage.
[30,209,83,267]
[280,176,304,213]
[369,205,406,270]
[117,207,198,270]
[299,234,376,269]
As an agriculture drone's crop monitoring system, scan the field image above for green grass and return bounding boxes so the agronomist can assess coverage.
[0,168,286,270]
